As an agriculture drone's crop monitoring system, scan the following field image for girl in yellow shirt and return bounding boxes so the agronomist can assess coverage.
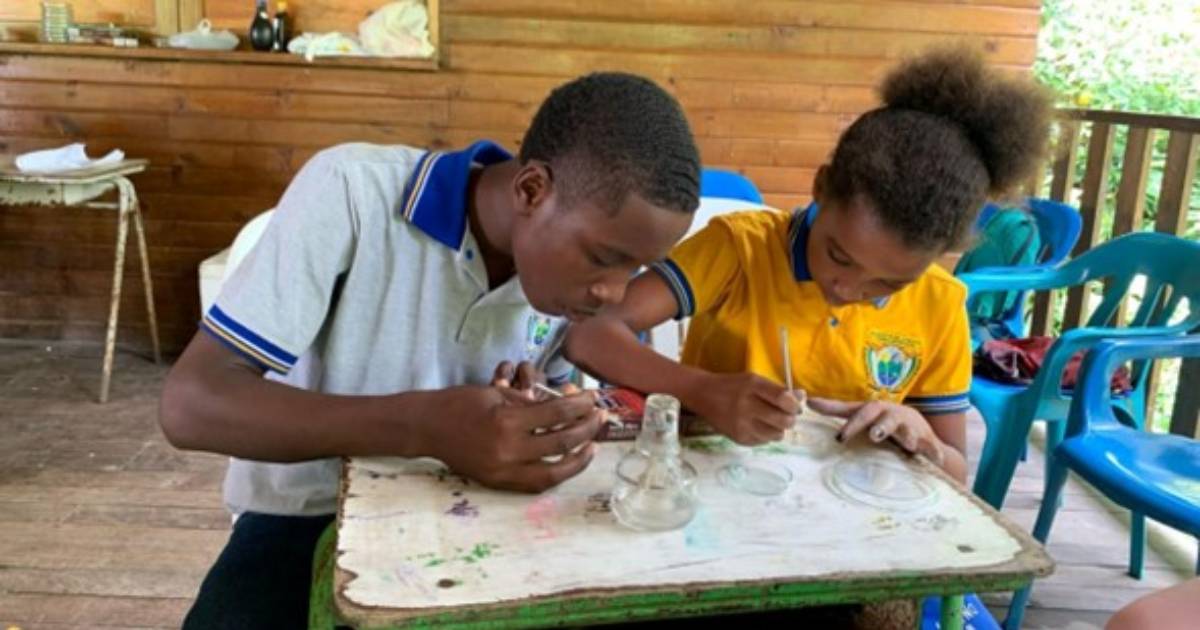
[566,47,1053,483]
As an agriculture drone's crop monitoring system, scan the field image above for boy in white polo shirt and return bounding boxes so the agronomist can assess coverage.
[160,73,704,628]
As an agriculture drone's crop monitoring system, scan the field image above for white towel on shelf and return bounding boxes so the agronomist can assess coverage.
[15,143,125,173]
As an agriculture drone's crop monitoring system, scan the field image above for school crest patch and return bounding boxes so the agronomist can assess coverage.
[524,314,555,362]
[864,330,922,397]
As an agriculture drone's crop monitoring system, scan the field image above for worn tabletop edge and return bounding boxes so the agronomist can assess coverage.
[331,452,1054,626]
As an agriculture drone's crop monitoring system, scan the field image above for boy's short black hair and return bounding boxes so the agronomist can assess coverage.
[520,72,701,214]
[822,46,1054,252]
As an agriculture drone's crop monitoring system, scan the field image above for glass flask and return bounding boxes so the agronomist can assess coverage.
[611,394,699,531]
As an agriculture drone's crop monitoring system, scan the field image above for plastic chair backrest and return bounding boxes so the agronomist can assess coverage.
[1025,198,1082,267]
[974,198,1081,267]
[1068,233,1200,331]
[1070,335,1200,438]
[699,168,763,204]
[221,209,275,284]
[965,198,1082,338]
[1026,232,1200,401]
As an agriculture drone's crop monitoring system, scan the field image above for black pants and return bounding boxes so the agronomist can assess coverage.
[183,512,335,630]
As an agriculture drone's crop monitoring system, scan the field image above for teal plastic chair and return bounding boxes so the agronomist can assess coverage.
[960,232,1200,578]
[961,199,1082,342]
[1004,335,1200,629]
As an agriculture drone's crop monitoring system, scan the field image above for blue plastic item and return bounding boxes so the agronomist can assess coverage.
[964,198,1082,341]
[1003,335,1200,629]
[699,168,763,204]
[922,592,1001,630]
[960,232,1200,579]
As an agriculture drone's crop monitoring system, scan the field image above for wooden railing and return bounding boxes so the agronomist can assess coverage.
[1026,108,1199,437]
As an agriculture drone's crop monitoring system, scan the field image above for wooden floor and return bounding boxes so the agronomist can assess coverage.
[0,343,227,629]
[0,342,1194,629]
[965,412,1196,629]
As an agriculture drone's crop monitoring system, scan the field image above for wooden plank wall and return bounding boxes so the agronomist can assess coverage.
[0,0,1041,354]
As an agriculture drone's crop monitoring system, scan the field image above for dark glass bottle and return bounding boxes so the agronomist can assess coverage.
[249,0,274,51]
[272,1,290,52]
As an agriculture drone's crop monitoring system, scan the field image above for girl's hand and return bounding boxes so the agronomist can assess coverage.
[690,372,800,445]
[808,397,946,466]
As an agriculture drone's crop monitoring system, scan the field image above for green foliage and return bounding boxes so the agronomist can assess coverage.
[1031,2,1199,431]
[1034,0,1200,116]
[1034,0,1199,241]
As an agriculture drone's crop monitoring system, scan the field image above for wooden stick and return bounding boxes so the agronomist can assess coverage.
[781,327,793,393]
[534,384,622,428]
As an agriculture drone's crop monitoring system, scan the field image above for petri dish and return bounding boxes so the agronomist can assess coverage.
[825,455,938,511]
[716,458,793,496]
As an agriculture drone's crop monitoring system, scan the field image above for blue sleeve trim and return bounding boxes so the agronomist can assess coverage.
[905,392,971,416]
[202,305,297,374]
[648,258,696,320]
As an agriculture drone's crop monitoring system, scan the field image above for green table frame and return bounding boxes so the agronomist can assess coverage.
[309,522,1043,630]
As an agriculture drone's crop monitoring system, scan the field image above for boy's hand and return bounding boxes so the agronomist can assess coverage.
[690,373,800,445]
[809,397,946,466]
[492,360,580,399]
[490,360,545,401]
[425,386,602,493]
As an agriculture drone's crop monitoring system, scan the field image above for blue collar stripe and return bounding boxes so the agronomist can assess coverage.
[790,203,817,281]
[401,151,441,222]
[399,140,513,250]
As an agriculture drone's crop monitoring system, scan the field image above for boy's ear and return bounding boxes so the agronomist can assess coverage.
[513,161,553,217]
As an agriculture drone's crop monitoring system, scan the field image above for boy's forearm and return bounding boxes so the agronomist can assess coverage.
[160,333,442,462]
[565,316,711,410]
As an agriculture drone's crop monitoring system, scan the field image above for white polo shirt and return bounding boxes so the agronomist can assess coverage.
[202,141,571,516]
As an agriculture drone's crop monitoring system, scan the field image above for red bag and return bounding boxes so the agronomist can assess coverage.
[973,336,1132,393]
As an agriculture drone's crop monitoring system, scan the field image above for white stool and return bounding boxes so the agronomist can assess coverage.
[0,158,160,403]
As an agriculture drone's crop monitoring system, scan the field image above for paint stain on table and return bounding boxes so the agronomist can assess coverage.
[464,542,497,563]
[525,496,559,539]
[447,498,479,518]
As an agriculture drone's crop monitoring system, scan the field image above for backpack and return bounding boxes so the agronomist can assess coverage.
[955,207,1042,327]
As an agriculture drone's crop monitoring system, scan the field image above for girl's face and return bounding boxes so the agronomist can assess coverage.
[806,194,940,307]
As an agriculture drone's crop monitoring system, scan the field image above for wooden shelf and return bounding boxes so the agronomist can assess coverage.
[0,41,438,72]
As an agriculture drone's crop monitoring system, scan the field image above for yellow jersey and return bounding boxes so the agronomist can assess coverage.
[649,205,972,416]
